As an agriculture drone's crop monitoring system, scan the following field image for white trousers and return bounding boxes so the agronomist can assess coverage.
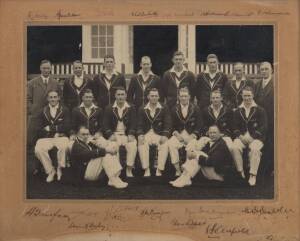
[108,134,137,167]
[84,154,123,181]
[138,130,169,170]
[168,130,195,164]
[35,137,69,174]
[181,159,224,181]
[232,136,264,175]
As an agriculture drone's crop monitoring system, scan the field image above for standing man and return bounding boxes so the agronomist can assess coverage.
[92,55,126,109]
[27,59,61,174]
[70,126,128,189]
[103,87,137,177]
[223,62,254,110]
[162,51,196,108]
[63,60,93,111]
[202,90,233,150]
[127,56,163,109]
[255,62,274,175]
[34,90,70,182]
[168,87,203,176]
[231,86,268,186]
[137,88,171,177]
[195,54,228,110]
[170,125,232,188]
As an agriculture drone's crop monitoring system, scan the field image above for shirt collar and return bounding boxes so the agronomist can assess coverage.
[170,65,188,73]
[101,69,118,75]
[49,103,59,109]
[144,102,162,110]
[239,101,257,110]
[112,101,130,109]
[74,74,84,79]
[204,69,220,74]
[263,75,272,83]
[41,75,49,81]
[231,75,246,81]
[180,103,189,109]
[138,70,154,76]
[80,103,97,109]
[210,103,223,111]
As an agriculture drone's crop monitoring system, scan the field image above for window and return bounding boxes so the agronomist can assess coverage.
[91,25,114,59]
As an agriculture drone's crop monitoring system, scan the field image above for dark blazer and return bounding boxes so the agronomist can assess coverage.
[137,104,172,138]
[223,78,254,109]
[92,72,126,109]
[63,75,93,111]
[170,103,203,138]
[162,69,196,108]
[103,103,136,139]
[198,138,232,175]
[27,76,61,116]
[202,105,233,137]
[71,105,103,135]
[254,77,274,131]
[232,104,268,142]
[35,104,71,139]
[127,73,163,108]
[195,72,228,109]
[70,138,106,182]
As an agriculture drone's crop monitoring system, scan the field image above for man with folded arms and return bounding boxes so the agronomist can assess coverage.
[137,88,172,177]
[231,86,268,186]
[168,87,203,176]
[127,56,163,109]
[34,90,70,182]
[170,125,232,188]
[103,87,137,177]
[70,125,128,188]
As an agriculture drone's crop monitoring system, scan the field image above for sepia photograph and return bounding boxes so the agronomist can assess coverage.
[26,24,274,200]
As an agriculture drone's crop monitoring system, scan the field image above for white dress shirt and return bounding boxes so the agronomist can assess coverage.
[170,66,188,87]
[80,103,97,117]
[113,101,130,135]
[262,76,272,88]
[41,75,49,85]
[211,104,223,119]
[144,102,162,118]
[74,75,84,93]
[49,104,59,118]
[180,104,189,118]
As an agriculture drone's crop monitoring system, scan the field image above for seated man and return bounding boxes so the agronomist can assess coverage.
[70,126,128,188]
[34,90,70,182]
[168,87,203,176]
[103,87,137,177]
[202,89,233,151]
[170,125,232,188]
[231,86,267,186]
[70,89,106,148]
[137,88,171,177]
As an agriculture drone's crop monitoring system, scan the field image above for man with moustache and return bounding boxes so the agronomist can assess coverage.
[127,56,163,108]
[255,62,274,175]
[63,60,93,111]
[168,87,203,176]
[162,51,196,108]
[223,62,254,110]
[103,87,137,177]
[92,55,126,109]
[195,54,228,110]
[137,88,172,177]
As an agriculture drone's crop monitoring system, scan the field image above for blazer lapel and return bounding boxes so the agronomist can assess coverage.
[53,105,63,122]
[43,106,52,123]
[208,106,216,121]
[203,73,213,90]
